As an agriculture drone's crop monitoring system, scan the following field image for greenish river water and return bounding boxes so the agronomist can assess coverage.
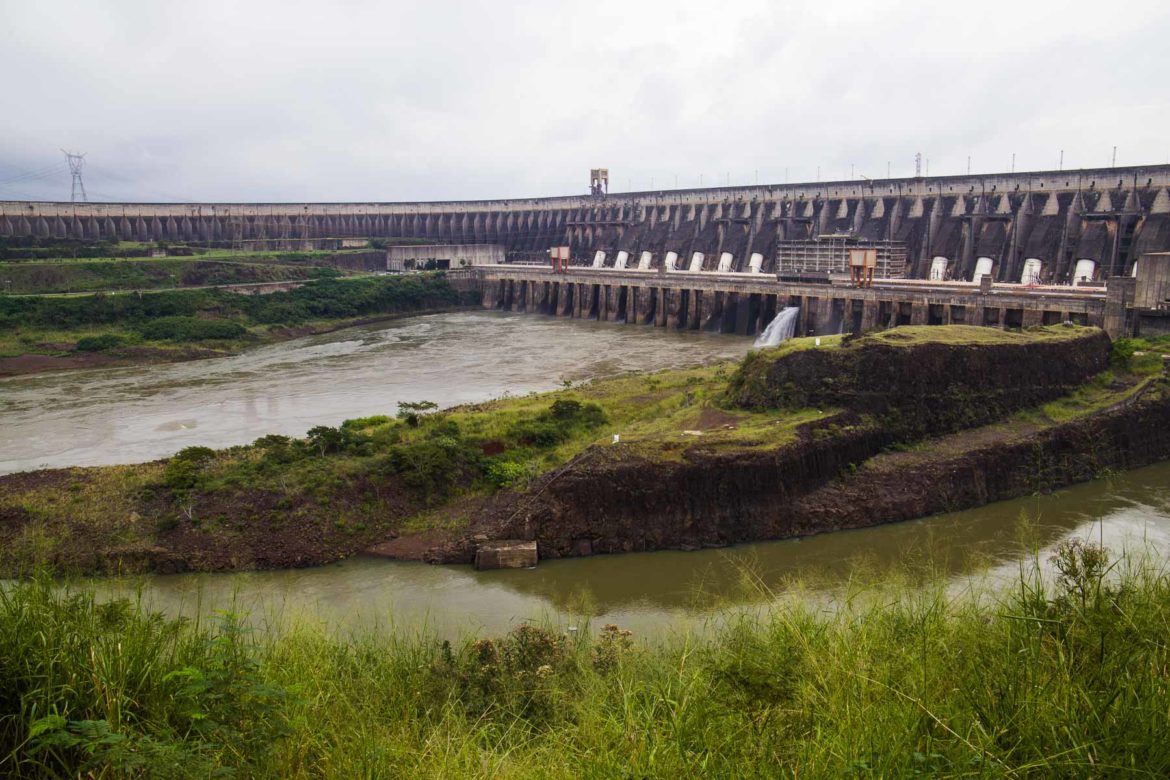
[88,463,1170,640]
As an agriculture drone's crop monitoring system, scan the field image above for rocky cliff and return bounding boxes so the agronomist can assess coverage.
[423,326,1165,565]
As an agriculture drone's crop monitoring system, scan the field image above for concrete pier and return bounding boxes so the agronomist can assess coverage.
[474,540,538,570]
[477,265,1115,336]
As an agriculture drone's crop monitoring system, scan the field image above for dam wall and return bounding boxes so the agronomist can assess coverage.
[4,165,1170,284]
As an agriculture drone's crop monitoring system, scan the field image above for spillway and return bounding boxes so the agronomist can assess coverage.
[754,306,800,348]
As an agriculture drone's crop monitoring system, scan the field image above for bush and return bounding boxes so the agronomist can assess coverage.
[430,624,573,725]
[162,446,217,493]
[74,334,123,352]
[138,316,246,342]
[252,302,311,324]
[381,435,480,502]
[341,415,392,431]
[306,426,347,457]
[1111,337,1139,370]
[1,579,293,778]
[252,434,303,465]
[508,399,607,448]
[485,459,531,488]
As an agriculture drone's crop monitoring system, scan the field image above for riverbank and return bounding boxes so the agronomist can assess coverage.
[4,540,1169,777]
[0,273,478,377]
[0,306,479,377]
[2,323,1165,577]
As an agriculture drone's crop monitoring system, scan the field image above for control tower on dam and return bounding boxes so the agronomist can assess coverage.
[3,164,1170,285]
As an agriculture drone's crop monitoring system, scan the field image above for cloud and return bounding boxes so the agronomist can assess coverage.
[1,0,1168,203]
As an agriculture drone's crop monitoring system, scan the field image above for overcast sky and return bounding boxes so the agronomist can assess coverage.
[1,0,1168,203]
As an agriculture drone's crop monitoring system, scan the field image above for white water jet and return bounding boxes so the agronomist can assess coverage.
[973,256,994,282]
[754,306,800,348]
[1020,257,1043,285]
[1073,258,1097,285]
[929,256,949,281]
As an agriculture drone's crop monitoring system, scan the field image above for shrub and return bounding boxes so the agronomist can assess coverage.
[138,316,246,342]
[252,434,303,465]
[306,426,347,457]
[252,302,311,324]
[485,459,531,488]
[341,415,392,431]
[162,446,217,493]
[397,400,438,427]
[381,435,480,502]
[74,334,123,352]
[508,399,607,448]
[1110,337,1138,370]
[430,624,573,726]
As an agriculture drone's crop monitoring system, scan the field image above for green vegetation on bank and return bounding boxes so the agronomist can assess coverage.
[0,357,823,574]
[0,273,474,360]
[0,258,344,295]
[3,540,1170,777]
[0,237,432,263]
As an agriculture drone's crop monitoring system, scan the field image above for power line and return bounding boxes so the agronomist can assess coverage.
[0,162,67,187]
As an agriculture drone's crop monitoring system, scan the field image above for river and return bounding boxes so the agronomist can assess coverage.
[83,461,1170,638]
[0,310,750,474]
[4,311,1170,639]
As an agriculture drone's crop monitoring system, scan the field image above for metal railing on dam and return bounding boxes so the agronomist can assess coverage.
[4,164,1170,287]
[476,265,1114,338]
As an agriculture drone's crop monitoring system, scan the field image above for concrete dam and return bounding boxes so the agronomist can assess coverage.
[5,164,1170,339]
[4,164,1170,285]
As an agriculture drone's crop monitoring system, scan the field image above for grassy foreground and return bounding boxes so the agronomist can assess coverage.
[2,541,1169,777]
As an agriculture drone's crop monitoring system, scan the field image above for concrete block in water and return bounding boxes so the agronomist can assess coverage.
[474,540,538,570]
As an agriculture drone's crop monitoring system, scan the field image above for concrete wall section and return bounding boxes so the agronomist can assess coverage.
[387,243,504,270]
[5,165,1170,282]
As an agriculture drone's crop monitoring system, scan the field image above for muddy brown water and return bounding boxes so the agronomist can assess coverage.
[4,312,1170,638]
[0,310,750,474]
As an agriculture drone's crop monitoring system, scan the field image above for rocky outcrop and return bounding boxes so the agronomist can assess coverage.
[421,379,1170,564]
[418,327,1160,565]
[728,326,1111,437]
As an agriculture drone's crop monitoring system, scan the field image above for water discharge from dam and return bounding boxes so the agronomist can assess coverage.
[754,307,800,348]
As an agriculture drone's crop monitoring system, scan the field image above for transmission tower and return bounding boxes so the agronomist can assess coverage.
[61,149,87,202]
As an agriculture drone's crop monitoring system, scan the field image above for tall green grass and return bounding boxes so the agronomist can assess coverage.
[3,541,1169,777]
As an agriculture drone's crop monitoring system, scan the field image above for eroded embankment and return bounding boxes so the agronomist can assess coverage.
[416,326,1157,564]
[425,379,1168,563]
